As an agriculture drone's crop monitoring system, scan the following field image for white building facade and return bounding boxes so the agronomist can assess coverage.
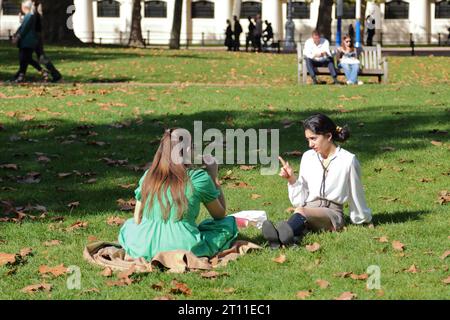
[1,0,449,45]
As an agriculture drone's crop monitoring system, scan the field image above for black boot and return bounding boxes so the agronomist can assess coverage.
[45,61,62,82]
[262,220,281,249]
[276,221,296,246]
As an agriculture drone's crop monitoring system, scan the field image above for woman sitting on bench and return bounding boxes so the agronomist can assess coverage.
[336,35,363,85]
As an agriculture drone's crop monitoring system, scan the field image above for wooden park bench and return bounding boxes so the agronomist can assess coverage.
[297,43,388,84]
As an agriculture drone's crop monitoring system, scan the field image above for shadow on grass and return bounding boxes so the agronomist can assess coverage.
[0,107,447,217]
[372,210,432,225]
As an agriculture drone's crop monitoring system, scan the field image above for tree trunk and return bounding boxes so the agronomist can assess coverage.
[316,0,333,41]
[128,0,145,47]
[39,0,83,45]
[169,0,183,49]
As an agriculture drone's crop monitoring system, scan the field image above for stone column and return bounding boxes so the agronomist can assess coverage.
[181,0,192,46]
[216,0,233,40]
[410,0,430,44]
[263,0,282,41]
[74,0,94,42]
[121,0,133,42]
[232,0,242,19]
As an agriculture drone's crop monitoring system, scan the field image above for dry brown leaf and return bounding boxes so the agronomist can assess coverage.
[151,281,165,291]
[21,283,52,294]
[0,252,16,266]
[0,163,19,170]
[58,172,73,178]
[272,254,286,264]
[153,295,174,300]
[19,247,33,258]
[170,280,192,296]
[443,276,450,285]
[87,235,98,242]
[66,221,88,232]
[335,291,357,300]
[405,264,419,273]
[117,198,136,211]
[440,250,450,260]
[316,279,330,289]
[223,287,235,294]
[39,264,68,277]
[350,273,369,280]
[107,216,125,226]
[239,165,255,171]
[334,272,352,278]
[296,290,311,299]
[305,242,321,253]
[392,240,405,251]
[67,201,80,209]
[374,236,389,243]
[251,193,262,200]
[430,140,443,147]
[285,207,296,214]
[437,190,450,205]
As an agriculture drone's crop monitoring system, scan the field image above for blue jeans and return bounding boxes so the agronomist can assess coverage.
[340,63,359,83]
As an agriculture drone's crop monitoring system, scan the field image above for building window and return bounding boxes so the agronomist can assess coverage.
[335,1,356,19]
[435,0,450,19]
[240,1,262,19]
[2,0,21,16]
[191,1,214,19]
[97,0,120,18]
[144,1,167,18]
[385,1,409,19]
[290,1,310,19]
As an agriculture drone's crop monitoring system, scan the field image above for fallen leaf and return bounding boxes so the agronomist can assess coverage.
[151,281,165,291]
[239,165,255,171]
[87,235,98,242]
[251,193,262,200]
[107,216,125,226]
[0,253,16,266]
[392,240,405,251]
[440,250,450,260]
[285,207,296,213]
[170,280,192,296]
[21,283,52,294]
[223,287,235,294]
[316,279,330,289]
[437,190,450,205]
[0,163,19,170]
[350,273,369,280]
[19,247,33,258]
[272,254,286,264]
[431,140,443,147]
[58,172,73,178]
[66,221,88,232]
[374,236,389,243]
[118,183,136,189]
[37,156,51,163]
[86,178,97,184]
[418,178,433,183]
[38,264,68,277]
[305,242,321,253]
[296,290,311,299]
[443,276,450,285]
[67,201,80,209]
[117,265,136,285]
[101,267,113,277]
[117,198,136,211]
[153,295,174,300]
[335,291,357,300]
[334,272,352,278]
[405,264,419,273]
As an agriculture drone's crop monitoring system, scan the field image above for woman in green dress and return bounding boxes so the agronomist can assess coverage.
[118,129,238,261]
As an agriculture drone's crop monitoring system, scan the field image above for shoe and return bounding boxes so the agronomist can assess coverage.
[51,73,62,83]
[357,80,364,85]
[41,70,49,82]
[13,73,25,83]
[333,78,341,85]
[312,77,318,85]
[262,220,281,249]
[346,80,353,85]
[276,221,295,246]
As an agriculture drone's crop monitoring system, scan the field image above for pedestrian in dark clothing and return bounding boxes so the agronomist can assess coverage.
[32,0,62,82]
[254,14,263,52]
[233,15,242,51]
[12,0,40,83]
[365,15,376,46]
[348,24,355,41]
[225,19,233,51]
[246,16,255,52]
[263,20,273,46]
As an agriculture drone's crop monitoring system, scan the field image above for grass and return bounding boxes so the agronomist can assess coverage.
[0,43,449,300]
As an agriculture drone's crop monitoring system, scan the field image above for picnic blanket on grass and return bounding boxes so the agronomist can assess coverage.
[83,240,261,273]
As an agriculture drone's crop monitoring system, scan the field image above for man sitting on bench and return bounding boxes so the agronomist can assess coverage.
[303,30,339,85]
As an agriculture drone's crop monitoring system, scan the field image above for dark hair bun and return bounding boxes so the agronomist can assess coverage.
[333,125,350,142]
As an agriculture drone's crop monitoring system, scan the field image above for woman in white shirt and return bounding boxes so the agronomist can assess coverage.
[262,114,372,248]
[336,35,363,85]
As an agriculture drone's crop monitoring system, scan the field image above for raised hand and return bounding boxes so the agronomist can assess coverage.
[278,156,296,184]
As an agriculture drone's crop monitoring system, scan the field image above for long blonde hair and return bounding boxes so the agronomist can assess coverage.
[138,129,190,222]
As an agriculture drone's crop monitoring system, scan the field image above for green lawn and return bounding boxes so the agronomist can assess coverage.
[0,43,449,300]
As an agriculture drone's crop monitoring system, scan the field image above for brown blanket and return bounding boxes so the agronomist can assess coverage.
[83,240,261,273]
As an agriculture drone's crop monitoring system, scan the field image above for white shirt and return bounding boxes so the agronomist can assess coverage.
[288,146,372,224]
[303,38,332,62]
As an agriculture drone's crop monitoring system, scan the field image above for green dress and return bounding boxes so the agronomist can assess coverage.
[118,169,238,261]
